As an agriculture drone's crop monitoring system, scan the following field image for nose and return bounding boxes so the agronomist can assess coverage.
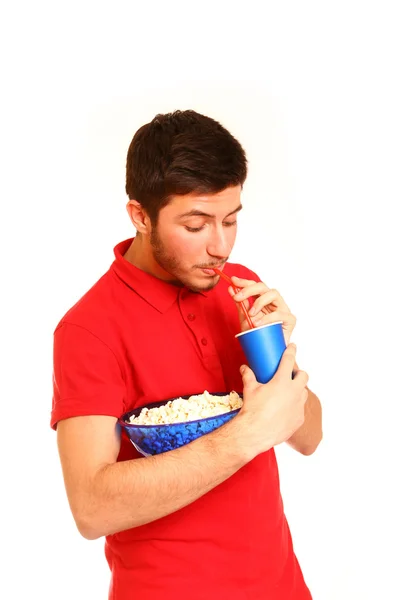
[206,225,232,259]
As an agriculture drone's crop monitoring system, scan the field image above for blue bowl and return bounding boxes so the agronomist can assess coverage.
[119,392,242,457]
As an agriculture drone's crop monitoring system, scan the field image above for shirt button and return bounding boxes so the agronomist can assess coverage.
[187,313,196,321]
[201,337,208,346]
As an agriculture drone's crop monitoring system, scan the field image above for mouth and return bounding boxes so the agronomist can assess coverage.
[198,264,225,276]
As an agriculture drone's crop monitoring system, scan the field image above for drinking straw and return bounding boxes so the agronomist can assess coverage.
[213,268,254,329]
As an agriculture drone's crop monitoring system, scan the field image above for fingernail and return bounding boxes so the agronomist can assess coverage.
[249,307,255,316]
[240,365,246,374]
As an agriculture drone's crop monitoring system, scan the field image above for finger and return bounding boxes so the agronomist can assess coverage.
[250,290,290,315]
[231,275,266,287]
[275,344,297,378]
[252,310,295,328]
[233,281,269,302]
[293,369,309,390]
[239,364,258,391]
[229,289,252,324]
[292,363,299,377]
[229,285,251,309]
[301,388,309,404]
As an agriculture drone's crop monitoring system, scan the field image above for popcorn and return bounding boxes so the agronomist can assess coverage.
[128,391,243,426]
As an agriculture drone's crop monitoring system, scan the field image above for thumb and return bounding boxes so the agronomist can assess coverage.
[228,285,236,297]
[240,364,257,390]
[275,343,297,380]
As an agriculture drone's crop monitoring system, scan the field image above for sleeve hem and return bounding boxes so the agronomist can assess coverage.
[50,405,122,430]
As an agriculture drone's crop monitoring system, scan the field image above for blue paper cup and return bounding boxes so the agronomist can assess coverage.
[235,321,286,384]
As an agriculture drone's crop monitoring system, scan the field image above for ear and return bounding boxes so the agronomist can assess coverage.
[126,200,152,234]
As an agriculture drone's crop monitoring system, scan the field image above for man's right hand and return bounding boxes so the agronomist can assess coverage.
[235,344,309,458]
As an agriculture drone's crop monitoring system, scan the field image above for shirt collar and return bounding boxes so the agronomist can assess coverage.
[111,238,208,313]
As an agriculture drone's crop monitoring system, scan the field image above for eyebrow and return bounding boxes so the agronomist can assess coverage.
[177,204,243,220]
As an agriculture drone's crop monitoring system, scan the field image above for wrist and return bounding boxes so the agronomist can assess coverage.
[217,411,264,464]
[208,413,255,467]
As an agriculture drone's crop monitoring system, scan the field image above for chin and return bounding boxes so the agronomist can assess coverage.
[187,280,218,293]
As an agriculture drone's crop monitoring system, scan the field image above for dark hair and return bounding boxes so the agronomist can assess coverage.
[125,110,247,224]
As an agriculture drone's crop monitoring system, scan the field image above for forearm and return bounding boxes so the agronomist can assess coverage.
[286,387,322,455]
[80,420,249,539]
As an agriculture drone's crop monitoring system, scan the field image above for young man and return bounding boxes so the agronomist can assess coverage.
[52,110,322,599]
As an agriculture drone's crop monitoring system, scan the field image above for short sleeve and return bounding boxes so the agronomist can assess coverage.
[51,322,126,429]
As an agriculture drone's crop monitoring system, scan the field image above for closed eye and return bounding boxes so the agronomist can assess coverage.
[185,221,237,233]
[185,225,205,233]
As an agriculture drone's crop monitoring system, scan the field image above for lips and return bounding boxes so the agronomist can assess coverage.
[201,268,218,275]
[200,264,225,275]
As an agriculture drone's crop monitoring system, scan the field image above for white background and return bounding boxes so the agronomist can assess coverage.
[1,1,399,599]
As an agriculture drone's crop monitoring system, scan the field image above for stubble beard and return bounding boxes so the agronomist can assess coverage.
[150,227,218,293]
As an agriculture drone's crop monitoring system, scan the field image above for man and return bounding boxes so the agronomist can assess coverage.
[52,110,322,599]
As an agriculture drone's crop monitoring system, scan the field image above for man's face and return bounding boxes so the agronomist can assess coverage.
[149,185,242,292]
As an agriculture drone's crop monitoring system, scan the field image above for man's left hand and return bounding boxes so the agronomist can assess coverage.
[229,275,296,345]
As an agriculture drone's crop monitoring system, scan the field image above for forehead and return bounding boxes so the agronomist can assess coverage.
[163,185,242,218]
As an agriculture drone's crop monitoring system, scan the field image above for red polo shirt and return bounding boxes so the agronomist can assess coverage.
[51,239,311,600]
